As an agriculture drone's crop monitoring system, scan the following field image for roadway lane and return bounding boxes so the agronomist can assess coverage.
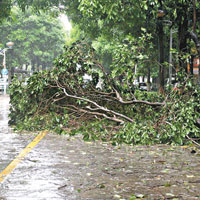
[0,95,199,200]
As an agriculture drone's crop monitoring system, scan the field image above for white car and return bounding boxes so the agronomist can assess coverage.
[139,82,148,91]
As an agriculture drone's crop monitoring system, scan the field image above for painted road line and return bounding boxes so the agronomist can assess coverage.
[0,130,48,183]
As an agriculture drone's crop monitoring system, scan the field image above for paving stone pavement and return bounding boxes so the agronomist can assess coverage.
[0,95,200,200]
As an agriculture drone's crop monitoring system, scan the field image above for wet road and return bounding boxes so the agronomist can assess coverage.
[0,95,200,200]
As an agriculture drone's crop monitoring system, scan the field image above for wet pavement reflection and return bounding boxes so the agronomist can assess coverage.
[0,95,200,200]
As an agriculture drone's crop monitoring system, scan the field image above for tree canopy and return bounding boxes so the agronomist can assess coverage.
[0,8,65,70]
[1,1,200,64]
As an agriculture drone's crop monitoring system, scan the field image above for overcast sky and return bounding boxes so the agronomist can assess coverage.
[59,14,72,32]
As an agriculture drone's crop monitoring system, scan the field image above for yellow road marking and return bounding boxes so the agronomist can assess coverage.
[0,130,48,183]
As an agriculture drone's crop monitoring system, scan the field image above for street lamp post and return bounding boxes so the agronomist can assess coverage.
[0,42,14,95]
[0,41,14,67]
[159,19,177,86]
[169,27,173,85]
[157,6,177,90]
[0,41,14,74]
[162,20,173,85]
[168,29,178,85]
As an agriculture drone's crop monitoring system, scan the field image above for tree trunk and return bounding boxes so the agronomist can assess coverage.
[177,4,189,73]
[42,63,46,70]
[193,0,196,32]
[147,66,151,91]
[38,65,40,72]
[158,20,165,94]
[32,62,35,72]
[191,0,200,58]
[157,0,165,94]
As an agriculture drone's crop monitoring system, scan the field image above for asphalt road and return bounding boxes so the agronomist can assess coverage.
[0,95,200,200]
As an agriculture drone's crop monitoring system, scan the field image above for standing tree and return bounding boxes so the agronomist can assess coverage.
[0,7,65,71]
[2,1,200,90]
[0,0,11,22]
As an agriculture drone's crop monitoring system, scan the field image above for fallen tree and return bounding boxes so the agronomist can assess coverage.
[9,41,200,145]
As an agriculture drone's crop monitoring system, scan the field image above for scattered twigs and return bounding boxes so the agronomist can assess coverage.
[79,108,125,123]
[58,184,67,190]
[186,135,200,147]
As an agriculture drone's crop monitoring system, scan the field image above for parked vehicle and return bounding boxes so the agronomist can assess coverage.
[138,82,148,91]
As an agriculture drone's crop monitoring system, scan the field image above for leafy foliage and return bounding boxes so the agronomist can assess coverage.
[79,85,200,146]
[0,0,12,22]
[9,41,200,145]
[0,7,65,70]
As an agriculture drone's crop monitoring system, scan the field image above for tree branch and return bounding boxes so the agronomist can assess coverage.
[114,88,165,106]
[57,82,134,123]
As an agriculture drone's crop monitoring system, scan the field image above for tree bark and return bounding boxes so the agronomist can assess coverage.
[177,3,189,72]
[158,20,165,94]
[158,0,165,94]
[193,0,196,32]
[147,66,151,91]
